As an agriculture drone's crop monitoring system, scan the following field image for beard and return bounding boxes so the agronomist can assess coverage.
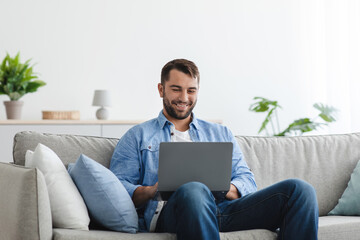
[163,92,197,120]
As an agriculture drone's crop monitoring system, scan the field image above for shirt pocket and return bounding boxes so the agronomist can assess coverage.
[140,141,160,184]
[140,141,160,153]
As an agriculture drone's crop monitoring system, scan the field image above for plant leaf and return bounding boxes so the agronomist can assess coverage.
[277,118,323,136]
[9,92,23,101]
[26,80,46,92]
[258,108,276,134]
[250,96,282,135]
[0,56,7,72]
[14,52,20,66]
[313,103,338,122]
[249,97,282,113]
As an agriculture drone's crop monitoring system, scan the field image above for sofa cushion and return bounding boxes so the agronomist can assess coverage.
[236,133,360,216]
[13,131,118,167]
[25,143,90,230]
[329,160,360,215]
[52,228,277,240]
[319,215,360,240]
[68,154,138,233]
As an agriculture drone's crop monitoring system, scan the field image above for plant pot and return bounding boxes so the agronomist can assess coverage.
[4,101,24,119]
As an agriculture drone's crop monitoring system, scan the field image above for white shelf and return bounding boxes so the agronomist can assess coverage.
[0,120,144,125]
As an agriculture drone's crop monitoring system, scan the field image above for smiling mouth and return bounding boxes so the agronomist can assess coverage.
[174,103,189,111]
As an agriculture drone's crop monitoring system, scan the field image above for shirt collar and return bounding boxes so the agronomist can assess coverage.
[157,110,200,130]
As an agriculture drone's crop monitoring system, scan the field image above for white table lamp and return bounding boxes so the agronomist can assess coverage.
[92,90,112,120]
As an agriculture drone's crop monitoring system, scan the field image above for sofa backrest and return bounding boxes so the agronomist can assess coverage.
[13,131,118,168]
[236,133,360,216]
[13,131,360,216]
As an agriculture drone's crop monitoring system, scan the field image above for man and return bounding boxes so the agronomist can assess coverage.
[110,59,319,240]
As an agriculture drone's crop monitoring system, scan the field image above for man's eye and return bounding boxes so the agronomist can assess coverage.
[188,90,196,93]
[172,89,180,92]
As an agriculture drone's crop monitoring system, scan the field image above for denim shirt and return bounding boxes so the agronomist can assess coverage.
[110,111,257,232]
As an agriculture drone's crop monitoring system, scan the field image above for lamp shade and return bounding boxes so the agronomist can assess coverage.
[92,90,112,107]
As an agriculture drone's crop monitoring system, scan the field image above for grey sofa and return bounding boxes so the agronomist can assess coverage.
[1,131,360,240]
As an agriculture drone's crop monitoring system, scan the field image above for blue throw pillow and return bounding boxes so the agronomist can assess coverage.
[329,160,360,215]
[68,154,138,233]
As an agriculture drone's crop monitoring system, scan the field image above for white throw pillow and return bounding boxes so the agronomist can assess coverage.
[25,143,90,230]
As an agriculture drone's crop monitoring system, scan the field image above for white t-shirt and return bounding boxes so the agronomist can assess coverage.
[170,126,192,142]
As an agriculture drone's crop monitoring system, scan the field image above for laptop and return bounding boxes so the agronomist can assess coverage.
[156,142,233,201]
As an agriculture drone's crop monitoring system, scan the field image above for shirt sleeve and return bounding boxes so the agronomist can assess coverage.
[110,129,142,198]
[226,128,257,197]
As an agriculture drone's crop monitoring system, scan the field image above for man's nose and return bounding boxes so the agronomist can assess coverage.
[178,90,189,102]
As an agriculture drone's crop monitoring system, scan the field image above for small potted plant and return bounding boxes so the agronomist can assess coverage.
[0,52,46,119]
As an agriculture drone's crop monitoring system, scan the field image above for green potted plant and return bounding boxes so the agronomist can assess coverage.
[249,96,338,136]
[0,52,46,119]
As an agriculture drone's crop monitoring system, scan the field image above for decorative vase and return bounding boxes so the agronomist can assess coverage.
[4,101,24,119]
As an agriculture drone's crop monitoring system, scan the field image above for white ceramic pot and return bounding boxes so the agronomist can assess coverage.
[4,101,24,119]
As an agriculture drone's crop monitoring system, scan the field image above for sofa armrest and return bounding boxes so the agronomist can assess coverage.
[0,163,52,240]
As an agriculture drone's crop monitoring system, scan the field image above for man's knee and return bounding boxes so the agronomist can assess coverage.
[173,182,216,219]
[175,182,214,205]
[177,181,211,196]
[284,179,318,205]
[286,179,316,193]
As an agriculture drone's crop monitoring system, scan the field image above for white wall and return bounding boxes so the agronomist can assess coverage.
[0,0,359,135]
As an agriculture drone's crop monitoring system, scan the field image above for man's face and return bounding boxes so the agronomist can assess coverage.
[158,69,199,121]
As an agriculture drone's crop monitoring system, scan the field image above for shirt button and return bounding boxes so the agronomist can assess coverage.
[148,146,151,149]
[171,132,174,136]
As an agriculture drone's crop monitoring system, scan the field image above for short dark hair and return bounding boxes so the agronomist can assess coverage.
[161,59,200,85]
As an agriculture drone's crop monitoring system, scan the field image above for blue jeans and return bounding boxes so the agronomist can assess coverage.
[155,179,319,240]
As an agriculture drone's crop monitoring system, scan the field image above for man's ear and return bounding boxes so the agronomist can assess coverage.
[158,83,164,98]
